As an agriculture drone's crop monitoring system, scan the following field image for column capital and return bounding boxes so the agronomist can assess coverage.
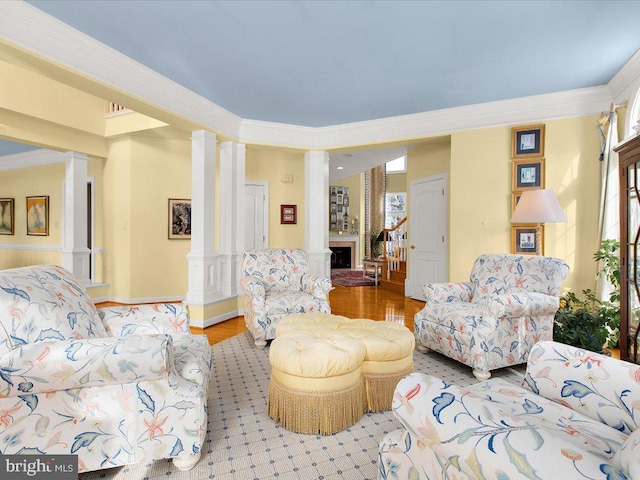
[191,130,217,142]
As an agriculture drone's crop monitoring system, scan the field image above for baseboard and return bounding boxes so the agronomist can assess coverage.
[194,309,241,329]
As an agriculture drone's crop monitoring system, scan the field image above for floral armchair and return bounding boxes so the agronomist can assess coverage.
[0,264,211,472]
[414,253,569,380]
[378,340,640,480]
[241,249,332,348]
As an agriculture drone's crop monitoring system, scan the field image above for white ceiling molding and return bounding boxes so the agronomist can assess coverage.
[0,1,634,153]
[609,48,640,102]
[0,2,242,139]
[0,148,65,171]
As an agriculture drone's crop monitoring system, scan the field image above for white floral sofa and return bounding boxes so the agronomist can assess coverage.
[0,264,211,472]
[379,340,640,480]
[241,249,332,347]
[414,253,569,380]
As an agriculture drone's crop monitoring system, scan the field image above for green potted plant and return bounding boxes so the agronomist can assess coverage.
[370,229,382,258]
[553,239,620,352]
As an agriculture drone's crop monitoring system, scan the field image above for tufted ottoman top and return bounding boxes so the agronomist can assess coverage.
[269,332,366,378]
[276,312,350,337]
[337,319,415,363]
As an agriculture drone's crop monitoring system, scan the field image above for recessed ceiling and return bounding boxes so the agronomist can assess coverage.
[26,0,640,128]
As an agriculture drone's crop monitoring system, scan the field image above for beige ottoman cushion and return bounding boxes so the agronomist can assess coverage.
[338,319,415,412]
[268,332,367,435]
[275,312,350,337]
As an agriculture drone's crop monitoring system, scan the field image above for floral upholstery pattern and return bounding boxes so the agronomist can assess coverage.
[378,340,639,480]
[415,254,569,379]
[0,265,211,472]
[241,249,331,348]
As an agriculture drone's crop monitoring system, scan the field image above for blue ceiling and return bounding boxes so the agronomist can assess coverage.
[18,0,640,128]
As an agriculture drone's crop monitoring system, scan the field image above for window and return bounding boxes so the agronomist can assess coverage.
[629,85,640,138]
[386,156,406,173]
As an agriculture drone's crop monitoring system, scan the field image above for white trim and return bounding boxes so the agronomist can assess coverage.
[88,176,96,281]
[0,244,62,251]
[192,309,240,329]
[0,1,624,152]
[0,149,65,171]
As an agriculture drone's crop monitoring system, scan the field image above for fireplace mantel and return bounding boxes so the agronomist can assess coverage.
[329,234,360,268]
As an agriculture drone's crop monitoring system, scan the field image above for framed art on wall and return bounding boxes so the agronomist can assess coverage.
[511,192,522,216]
[281,204,297,224]
[512,158,545,191]
[511,124,545,158]
[26,195,49,236]
[511,225,544,255]
[0,198,14,235]
[168,198,191,239]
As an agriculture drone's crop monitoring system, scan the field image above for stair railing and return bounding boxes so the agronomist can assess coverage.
[382,217,407,280]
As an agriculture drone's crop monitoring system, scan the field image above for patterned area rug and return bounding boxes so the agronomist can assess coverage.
[80,331,524,480]
[331,269,376,287]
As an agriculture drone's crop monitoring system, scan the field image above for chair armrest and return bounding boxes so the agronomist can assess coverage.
[481,292,559,318]
[241,275,267,299]
[524,340,640,434]
[301,273,332,298]
[98,303,190,336]
[422,282,473,304]
[0,335,171,396]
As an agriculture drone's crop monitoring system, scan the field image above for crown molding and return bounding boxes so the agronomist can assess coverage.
[0,1,627,152]
[0,2,242,138]
[609,48,640,103]
[0,148,65,171]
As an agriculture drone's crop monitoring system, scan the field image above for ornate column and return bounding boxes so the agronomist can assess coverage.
[186,130,220,305]
[218,141,246,297]
[304,150,331,277]
[61,151,90,285]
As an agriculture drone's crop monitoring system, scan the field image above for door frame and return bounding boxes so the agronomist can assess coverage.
[245,180,269,249]
[407,173,448,299]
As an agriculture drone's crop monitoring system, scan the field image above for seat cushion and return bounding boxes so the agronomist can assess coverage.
[264,291,325,316]
[0,264,107,356]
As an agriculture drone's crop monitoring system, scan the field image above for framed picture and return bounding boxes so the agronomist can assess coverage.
[281,204,297,224]
[336,193,344,205]
[511,225,544,255]
[512,158,545,191]
[512,124,545,158]
[0,198,15,235]
[168,198,191,239]
[26,196,49,236]
[511,192,522,216]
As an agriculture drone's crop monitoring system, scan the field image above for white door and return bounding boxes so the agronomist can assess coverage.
[408,174,447,300]
[245,182,268,250]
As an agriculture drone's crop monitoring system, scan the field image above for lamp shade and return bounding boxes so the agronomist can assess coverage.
[511,189,567,224]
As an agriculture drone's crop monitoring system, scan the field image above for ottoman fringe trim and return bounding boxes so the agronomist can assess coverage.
[268,377,366,435]
[364,364,414,412]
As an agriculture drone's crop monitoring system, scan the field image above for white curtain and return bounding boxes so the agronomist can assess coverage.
[596,109,619,300]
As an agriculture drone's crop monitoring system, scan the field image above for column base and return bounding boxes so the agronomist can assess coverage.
[61,249,91,286]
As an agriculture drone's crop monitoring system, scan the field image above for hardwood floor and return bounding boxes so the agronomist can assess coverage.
[193,284,424,345]
[96,284,424,346]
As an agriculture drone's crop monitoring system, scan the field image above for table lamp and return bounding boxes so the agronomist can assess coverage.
[510,189,567,255]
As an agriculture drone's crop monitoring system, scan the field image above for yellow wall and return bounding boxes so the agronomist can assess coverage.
[449,116,600,292]
[386,172,407,193]
[245,147,306,248]
[103,134,192,300]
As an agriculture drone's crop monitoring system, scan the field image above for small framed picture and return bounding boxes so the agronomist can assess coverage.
[26,195,49,236]
[168,198,191,239]
[336,193,344,205]
[281,204,297,224]
[512,158,545,191]
[511,225,544,255]
[512,124,545,158]
[0,198,15,235]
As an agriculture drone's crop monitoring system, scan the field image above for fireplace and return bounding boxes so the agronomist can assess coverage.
[330,246,352,269]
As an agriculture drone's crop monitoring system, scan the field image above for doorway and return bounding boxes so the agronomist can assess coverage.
[245,182,268,250]
[408,174,448,300]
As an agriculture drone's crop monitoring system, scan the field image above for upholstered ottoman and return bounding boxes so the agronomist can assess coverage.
[269,313,415,433]
[268,331,367,435]
[339,319,415,412]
